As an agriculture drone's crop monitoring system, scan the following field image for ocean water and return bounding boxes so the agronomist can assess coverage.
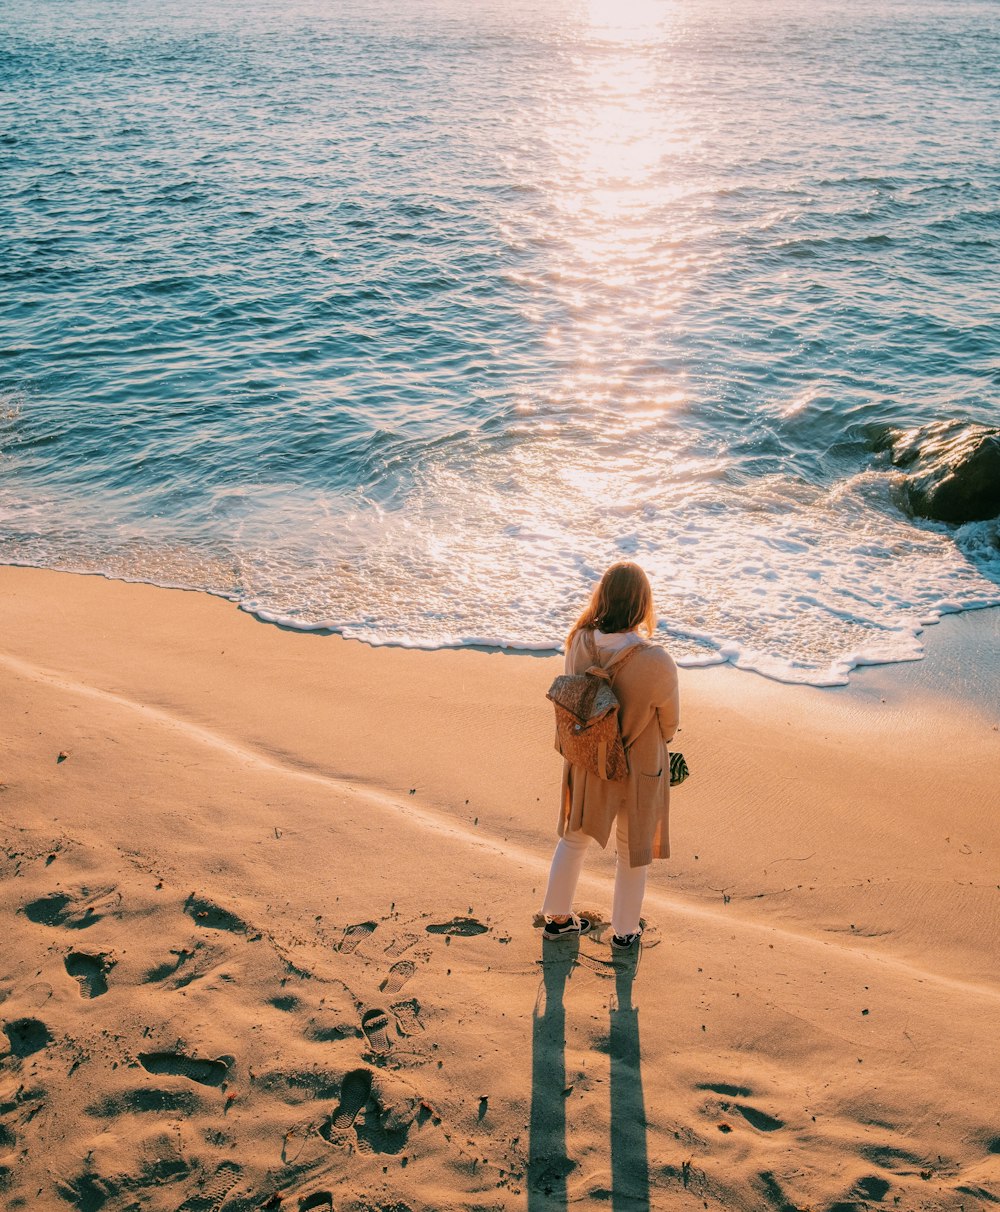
[2,0,998,684]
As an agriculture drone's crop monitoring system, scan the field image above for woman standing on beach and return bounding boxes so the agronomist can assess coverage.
[541,562,679,950]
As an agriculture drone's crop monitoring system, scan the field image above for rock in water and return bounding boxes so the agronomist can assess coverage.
[877,421,1000,524]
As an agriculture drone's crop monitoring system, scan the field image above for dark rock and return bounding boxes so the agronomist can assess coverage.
[875,420,1000,523]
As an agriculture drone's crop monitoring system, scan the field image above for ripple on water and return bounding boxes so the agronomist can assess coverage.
[1,0,998,683]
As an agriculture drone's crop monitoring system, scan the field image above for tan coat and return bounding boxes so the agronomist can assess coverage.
[559,629,680,867]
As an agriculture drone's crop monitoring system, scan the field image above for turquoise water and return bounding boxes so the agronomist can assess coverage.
[2,0,998,683]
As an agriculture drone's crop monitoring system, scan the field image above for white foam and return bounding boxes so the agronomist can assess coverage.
[2,450,998,688]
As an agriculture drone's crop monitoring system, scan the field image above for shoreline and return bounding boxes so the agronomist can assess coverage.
[1,563,998,1209]
[2,556,999,698]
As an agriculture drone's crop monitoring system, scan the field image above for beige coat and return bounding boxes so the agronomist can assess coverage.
[558,629,680,867]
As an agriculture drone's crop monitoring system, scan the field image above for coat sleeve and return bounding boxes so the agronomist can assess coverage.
[655,653,680,744]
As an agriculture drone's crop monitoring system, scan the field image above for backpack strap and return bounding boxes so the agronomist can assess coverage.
[605,636,649,672]
[605,640,646,672]
[583,632,648,682]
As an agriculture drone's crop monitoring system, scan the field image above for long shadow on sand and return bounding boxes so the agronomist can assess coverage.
[609,951,650,1212]
[528,941,578,1209]
[529,941,650,1211]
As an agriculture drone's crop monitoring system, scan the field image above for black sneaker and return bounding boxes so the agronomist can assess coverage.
[543,914,592,940]
[611,931,642,950]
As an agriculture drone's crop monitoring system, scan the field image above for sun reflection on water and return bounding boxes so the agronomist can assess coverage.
[584,0,675,45]
[520,0,702,437]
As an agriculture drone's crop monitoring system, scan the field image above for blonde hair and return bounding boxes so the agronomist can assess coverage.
[567,562,657,648]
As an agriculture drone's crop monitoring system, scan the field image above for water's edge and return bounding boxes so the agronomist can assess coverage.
[6,556,998,692]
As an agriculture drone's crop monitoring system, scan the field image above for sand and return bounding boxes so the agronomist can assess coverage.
[1,564,998,1212]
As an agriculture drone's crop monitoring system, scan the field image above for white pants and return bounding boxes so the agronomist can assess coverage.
[541,815,648,937]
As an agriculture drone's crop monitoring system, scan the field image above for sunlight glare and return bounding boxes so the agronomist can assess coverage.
[585,0,672,44]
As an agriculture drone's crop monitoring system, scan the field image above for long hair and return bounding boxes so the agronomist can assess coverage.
[567,562,657,648]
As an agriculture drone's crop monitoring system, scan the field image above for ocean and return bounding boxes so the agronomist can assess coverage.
[2,0,998,684]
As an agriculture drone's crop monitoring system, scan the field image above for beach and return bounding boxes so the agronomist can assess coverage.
[1,563,998,1211]
[4,0,999,1206]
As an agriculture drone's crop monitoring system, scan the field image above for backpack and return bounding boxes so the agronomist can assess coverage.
[546,632,645,782]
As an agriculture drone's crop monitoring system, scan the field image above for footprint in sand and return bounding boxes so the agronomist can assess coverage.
[184,894,247,934]
[384,932,419,958]
[379,959,415,995]
[425,916,489,937]
[2,1017,51,1058]
[390,998,424,1036]
[858,1143,925,1169]
[86,1087,200,1117]
[305,1012,361,1044]
[575,950,618,979]
[696,1081,754,1098]
[735,1104,784,1132]
[854,1176,892,1201]
[59,1173,115,1210]
[298,1193,334,1212]
[756,1170,795,1209]
[338,921,377,953]
[322,1070,421,1157]
[331,1067,373,1130]
[138,1051,230,1087]
[22,890,105,930]
[360,1009,394,1054]
[175,1160,242,1212]
[23,892,76,926]
[145,946,198,984]
[269,994,305,1014]
[64,950,115,998]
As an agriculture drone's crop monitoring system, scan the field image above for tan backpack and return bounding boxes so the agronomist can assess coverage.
[546,632,645,782]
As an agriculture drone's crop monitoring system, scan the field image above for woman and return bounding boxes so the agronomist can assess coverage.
[541,561,679,950]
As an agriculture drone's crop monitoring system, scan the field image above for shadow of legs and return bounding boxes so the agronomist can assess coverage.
[609,954,650,1212]
[528,940,579,1210]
